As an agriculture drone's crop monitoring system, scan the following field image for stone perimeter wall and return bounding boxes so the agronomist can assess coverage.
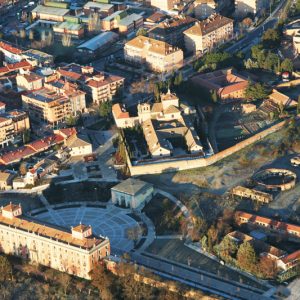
[126,120,286,176]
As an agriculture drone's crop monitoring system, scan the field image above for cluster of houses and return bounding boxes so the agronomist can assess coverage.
[235,211,300,272]
[113,89,203,159]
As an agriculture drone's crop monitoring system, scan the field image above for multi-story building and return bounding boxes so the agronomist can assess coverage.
[22,88,72,124]
[0,41,24,63]
[44,80,86,114]
[0,203,110,279]
[57,64,124,104]
[0,117,14,147]
[235,0,268,17]
[150,0,179,11]
[191,68,249,103]
[113,90,203,158]
[194,0,216,19]
[101,10,143,35]
[235,211,300,242]
[148,16,196,47]
[0,110,30,147]
[184,14,233,54]
[16,72,44,91]
[124,36,183,73]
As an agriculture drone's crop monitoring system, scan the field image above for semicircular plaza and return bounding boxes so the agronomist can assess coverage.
[33,204,142,253]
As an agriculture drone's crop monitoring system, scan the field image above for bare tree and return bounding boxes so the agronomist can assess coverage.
[62,33,72,47]
[88,13,101,34]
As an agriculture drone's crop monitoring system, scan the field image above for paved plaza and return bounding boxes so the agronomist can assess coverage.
[34,204,141,253]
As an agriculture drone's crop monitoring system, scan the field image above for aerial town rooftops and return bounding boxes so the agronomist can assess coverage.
[235,211,300,236]
[112,104,130,119]
[126,36,181,56]
[32,5,70,16]
[0,61,33,75]
[25,88,69,104]
[77,32,118,52]
[184,14,233,36]
[0,41,24,55]
[0,203,106,250]
[268,89,297,108]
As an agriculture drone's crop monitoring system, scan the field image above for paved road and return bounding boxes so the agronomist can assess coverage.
[131,252,274,300]
[226,0,287,54]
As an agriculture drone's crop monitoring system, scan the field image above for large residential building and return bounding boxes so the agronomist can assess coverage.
[16,72,44,91]
[150,0,179,11]
[148,16,196,47]
[0,203,110,279]
[191,68,249,103]
[57,64,124,104]
[124,36,183,73]
[235,0,268,17]
[22,88,72,124]
[101,10,143,35]
[184,14,234,54]
[0,41,24,63]
[194,0,216,19]
[0,110,30,147]
[31,5,69,22]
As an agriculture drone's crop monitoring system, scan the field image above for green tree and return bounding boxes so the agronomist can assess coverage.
[251,44,264,60]
[262,28,280,48]
[136,27,147,36]
[297,95,300,114]
[0,256,12,282]
[237,241,257,272]
[99,101,112,118]
[154,83,160,103]
[281,58,293,73]
[245,82,268,101]
[218,236,238,262]
[210,89,218,103]
[65,115,77,126]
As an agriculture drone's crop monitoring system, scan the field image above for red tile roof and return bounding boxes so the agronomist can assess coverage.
[281,250,300,264]
[0,60,32,75]
[0,41,23,55]
[112,103,130,119]
[236,211,300,235]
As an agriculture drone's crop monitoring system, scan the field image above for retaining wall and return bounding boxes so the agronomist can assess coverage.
[127,120,286,176]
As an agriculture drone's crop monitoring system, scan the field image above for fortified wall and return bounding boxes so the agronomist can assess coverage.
[126,120,286,176]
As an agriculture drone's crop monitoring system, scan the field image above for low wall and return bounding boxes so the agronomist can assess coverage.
[127,120,286,176]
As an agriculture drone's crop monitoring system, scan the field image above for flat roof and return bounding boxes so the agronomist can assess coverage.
[84,1,113,10]
[77,31,118,51]
[32,5,69,16]
[53,21,84,31]
[118,13,142,26]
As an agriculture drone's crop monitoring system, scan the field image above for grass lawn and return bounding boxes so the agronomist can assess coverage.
[142,193,183,235]
[43,181,117,204]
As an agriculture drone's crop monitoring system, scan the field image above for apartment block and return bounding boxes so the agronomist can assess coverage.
[148,15,196,47]
[150,0,179,11]
[0,203,110,279]
[184,14,233,54]
[22,88,72,124]
[0,110,30,147]
[235,0,268,17]
[57,64,124,104]
[194,0,216,20]
[124,36,183,73]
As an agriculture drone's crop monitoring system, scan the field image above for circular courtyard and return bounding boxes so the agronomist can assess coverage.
[33,204,144,253]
